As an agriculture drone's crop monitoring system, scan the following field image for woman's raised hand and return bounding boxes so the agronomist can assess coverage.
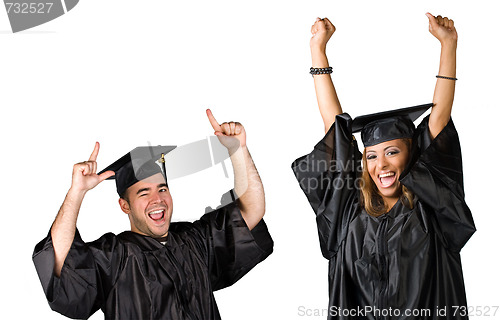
[426,13,458,45]
[310,17,336,51]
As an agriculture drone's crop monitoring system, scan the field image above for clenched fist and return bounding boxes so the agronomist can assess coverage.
[310,17,336,51]
[426,13,458,45]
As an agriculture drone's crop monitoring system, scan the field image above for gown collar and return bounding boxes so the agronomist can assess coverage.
[377,198,410,220]
[118,231,169,250]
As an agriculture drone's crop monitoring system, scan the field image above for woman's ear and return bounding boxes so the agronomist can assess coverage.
[119,197,131,214]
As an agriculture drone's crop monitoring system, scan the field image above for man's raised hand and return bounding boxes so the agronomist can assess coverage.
[206,109,246,154]
[71,142,115,193]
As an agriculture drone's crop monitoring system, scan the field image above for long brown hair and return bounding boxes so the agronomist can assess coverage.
[359,138,414,217]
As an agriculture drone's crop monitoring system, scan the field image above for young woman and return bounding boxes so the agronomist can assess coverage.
[292,14,475,319]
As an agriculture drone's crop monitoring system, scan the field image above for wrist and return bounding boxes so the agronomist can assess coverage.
[311,52,330,68]
[229,144,247,156]
[440,39,457,50]
[68,186,87,200]
[311,44,327,55]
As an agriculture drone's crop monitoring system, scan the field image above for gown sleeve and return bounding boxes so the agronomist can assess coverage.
[291,113,362,259]
[400,115,476,252]
[195,190,274,291]
[32,229,124,319]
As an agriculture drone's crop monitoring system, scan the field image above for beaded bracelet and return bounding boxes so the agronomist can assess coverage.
[436,75,458,81]
[310,67,333,76]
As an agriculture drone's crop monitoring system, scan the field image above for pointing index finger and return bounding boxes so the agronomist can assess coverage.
[206,109,222,132]
[89,142,100,161]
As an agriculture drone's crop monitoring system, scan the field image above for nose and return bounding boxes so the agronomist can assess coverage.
[149,191,162,204]
[377,155,388,169]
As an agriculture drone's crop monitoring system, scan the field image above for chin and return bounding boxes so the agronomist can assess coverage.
[153,220,172,236]
[378,185,402,199]
[149,224,170,236]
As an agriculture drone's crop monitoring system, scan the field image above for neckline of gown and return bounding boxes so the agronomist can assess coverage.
[118,231,179,251]
[376,198,406,220]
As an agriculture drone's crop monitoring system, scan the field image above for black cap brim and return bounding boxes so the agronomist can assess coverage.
[98,146,176,197]
[352,103,433,133]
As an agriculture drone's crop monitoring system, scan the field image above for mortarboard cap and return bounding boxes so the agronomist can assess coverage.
[98,146,176,198]
[352,103,433,147]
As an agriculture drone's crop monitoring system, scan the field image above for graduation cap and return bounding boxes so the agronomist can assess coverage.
[352,103,433,147]
[98,146,176,198]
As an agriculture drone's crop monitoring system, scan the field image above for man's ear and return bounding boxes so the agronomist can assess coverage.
[119,197,131,214]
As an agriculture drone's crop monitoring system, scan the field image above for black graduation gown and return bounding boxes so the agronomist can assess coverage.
[33,195,273,320]
[291,114,475,320]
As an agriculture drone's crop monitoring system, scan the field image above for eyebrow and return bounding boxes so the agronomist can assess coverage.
[136,187,151,195]
[136,183,168,195]
[366,145,400,153]
[384,145,399,151]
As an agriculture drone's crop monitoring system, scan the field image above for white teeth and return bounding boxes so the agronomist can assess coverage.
[149,210,164,215]
[379,172,395,178]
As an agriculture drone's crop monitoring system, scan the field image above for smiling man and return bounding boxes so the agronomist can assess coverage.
[121,171,174,237]
[33,109,273,320]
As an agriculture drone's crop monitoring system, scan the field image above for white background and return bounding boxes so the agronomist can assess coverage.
[1,0,499,319]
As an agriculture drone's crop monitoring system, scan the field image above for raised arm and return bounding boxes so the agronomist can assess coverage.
[310,17,343,133]
[50,142,114,276]
[206,109,265,230]
[426,13,458,139]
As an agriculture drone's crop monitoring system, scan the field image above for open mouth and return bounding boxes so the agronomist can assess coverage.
[378,172,396,188]
[148,209,166,222]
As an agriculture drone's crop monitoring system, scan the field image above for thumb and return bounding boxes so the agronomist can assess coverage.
[426,12,437,28]
[98,170,115,183]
